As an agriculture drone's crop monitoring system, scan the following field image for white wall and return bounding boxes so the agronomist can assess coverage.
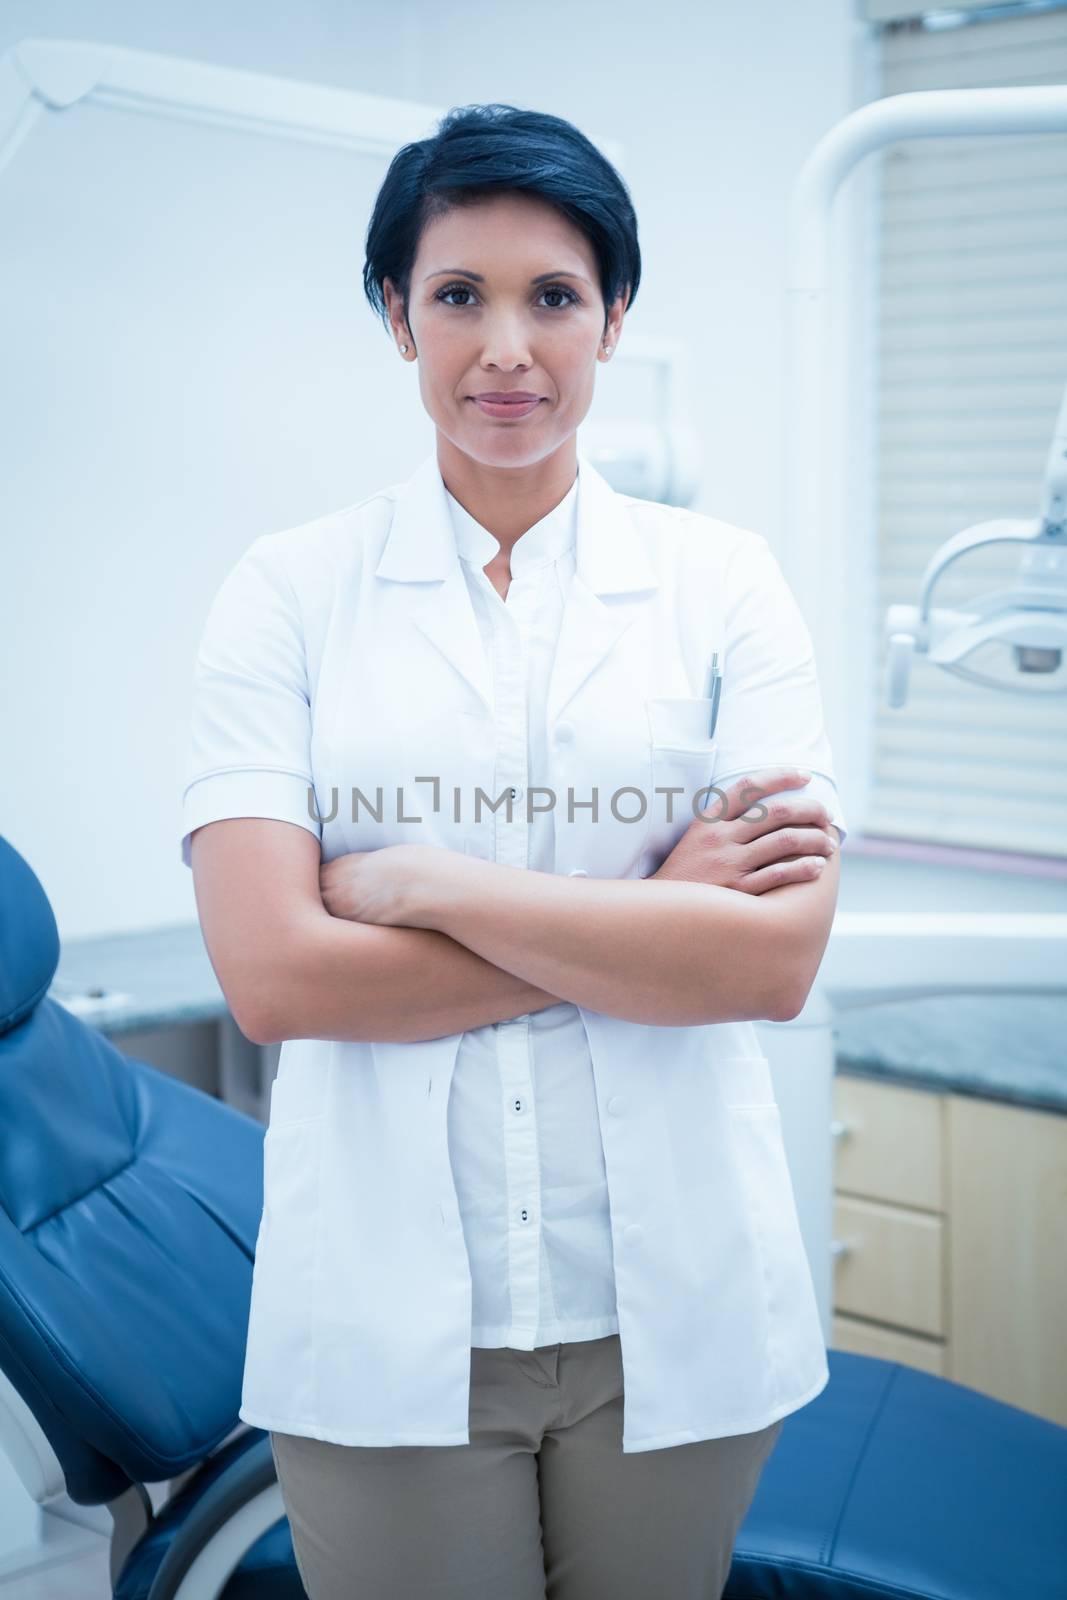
[0,0,866,939]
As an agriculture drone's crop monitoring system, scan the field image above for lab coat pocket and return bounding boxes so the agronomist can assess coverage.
[645,695,717,754]
[640,699,719,876]
[728,1102,821,1405]
[246,1116,322,1422]
[268,1046,328,1128]
[717,1052,777,1110]
[260,1118,322,1233]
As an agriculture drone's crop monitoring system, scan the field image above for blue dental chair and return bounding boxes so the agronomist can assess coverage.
[0,830,1065,1598]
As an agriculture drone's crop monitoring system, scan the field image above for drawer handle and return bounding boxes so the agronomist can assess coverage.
[830,1118,852,1141]
[830,1237,852,1259]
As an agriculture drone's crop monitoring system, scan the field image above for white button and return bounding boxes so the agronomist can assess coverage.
[607,1095,628,1116]
[509,786,524,804]
[568,867,588,877]
[623,1223,643,1246]
[555,722,575,743]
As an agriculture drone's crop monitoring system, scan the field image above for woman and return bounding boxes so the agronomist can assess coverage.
[182,102,846,1600]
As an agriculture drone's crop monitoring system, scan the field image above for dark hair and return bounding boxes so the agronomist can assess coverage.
[362,103,640,341]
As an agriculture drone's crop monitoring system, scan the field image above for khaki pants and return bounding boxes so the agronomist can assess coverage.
[270,1333,783,1600]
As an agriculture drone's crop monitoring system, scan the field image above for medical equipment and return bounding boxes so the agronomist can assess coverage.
[884,371,1067,706]
[781,83,1067,1338]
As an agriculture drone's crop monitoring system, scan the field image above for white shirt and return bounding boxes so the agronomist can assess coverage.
[443,469,619,1349]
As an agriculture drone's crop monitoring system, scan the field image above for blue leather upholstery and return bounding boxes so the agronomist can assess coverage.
[729,1315,1067,1597]
[0,834,305,1595]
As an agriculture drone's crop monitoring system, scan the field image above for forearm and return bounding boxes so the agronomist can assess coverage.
[416,862,798,1027]
[257,914,563,1045]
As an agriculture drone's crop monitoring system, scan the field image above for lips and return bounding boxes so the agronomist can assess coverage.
[470,395,543,419]
[473,392,540,403]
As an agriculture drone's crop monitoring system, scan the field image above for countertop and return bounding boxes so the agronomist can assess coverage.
[832,994,1067,1117]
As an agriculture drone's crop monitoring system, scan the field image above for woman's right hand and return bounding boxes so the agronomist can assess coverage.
[649,768,838,894]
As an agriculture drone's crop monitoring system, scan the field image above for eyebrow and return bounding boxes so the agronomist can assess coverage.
[424,268,591,286]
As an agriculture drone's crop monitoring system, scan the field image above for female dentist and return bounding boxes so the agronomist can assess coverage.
[182,101,847,1600]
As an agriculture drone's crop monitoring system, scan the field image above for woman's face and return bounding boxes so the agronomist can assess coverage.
[383,193,626,472]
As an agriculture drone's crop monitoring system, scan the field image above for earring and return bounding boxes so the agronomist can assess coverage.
[603,344,613,355]
[399,343,409,353]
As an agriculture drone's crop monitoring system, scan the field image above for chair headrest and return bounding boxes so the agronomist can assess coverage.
[0,837,60,1037]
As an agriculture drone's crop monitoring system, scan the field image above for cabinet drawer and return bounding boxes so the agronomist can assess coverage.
[947,1093,1067,1427]
[832,1312,946,1377]
[833,1194,945,1337]
[834,1072,944,1210]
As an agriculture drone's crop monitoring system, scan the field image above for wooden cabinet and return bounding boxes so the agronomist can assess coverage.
[831,1072,1067,1427]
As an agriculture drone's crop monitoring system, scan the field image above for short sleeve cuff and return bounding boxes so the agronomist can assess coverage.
[711,766,848,847]
[180,769,323,868]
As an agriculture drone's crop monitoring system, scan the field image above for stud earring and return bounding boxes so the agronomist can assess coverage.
[399,343,409,354]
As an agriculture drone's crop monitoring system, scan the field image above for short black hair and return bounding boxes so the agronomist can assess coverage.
[362,103,641,341]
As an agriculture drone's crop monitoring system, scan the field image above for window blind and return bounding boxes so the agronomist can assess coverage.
[867,8,1067,857]
[859,0,1067,22]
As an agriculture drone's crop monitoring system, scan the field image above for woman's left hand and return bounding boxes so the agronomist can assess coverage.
[319,843,453,927]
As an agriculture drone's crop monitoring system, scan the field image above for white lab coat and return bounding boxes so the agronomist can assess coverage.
[181,446,847,1453]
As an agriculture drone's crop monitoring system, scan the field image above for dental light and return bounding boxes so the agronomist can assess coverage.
[884,374,1067,706]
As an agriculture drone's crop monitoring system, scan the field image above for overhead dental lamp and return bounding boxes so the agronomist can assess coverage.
[884,373,1067,706]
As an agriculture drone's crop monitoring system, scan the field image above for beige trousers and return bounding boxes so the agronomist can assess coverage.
[270,1333,783,1600]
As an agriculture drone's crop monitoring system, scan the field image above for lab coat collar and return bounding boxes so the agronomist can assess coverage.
[375,446,659,596]
[374,446,660,729]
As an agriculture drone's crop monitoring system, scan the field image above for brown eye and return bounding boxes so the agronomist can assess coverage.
[434,283,580,309]
[436,284,476,307]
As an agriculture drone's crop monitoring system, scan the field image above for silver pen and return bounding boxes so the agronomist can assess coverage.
[704,651,723,736]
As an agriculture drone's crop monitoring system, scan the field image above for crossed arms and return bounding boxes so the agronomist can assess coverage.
[189,787,840,1044]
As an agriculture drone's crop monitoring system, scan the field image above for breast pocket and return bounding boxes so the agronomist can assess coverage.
[640,696,720,877]
[646,695,718,754]
[716,1051,777,1109]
